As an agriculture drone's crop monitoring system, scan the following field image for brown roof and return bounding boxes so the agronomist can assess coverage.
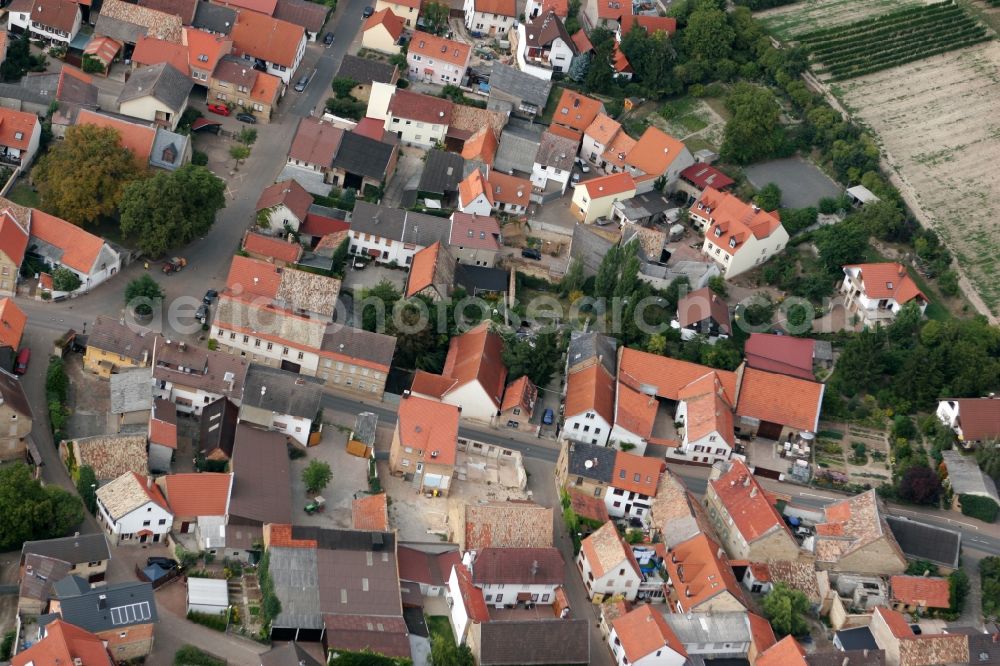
[243,231,304,263]
[814,490,906,565]
[949,397,1000,442]
[397,546,462,587]
[71,434,147,481]
[454,565,489,621]
[0,367,31,421]
[256,179,313,221]
[149,398,177,449]
[677,286,731,333]
[648,469,714,546]
[215,0,277,15]
[162,472,232,517]
[388,88,454,125]
[449,212,501,251]
[744,333,816,381]
[710,459,791,544]
[524,11,575,51]
[99,0,182,42]
[86,316,156,364]
[408,30,471,67]
[767,560,822,603]
[30,0,80,34]
[139,0,197,23]
[580,520,635,579]
[351,493,389,531]
[288,117,344,166]
[459,500,553,550]
[566,487,610,522]
[500,375,537,415]
[450,103,506,136]
[898,634,969,666]
[231,11,305,69]
[735,366,824,432]
[471,547,564,585]
[274,0,329,33]
[151,336,249,397]
[229,424,292,524]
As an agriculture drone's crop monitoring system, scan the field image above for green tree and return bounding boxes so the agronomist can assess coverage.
[720,83,784,164]
[559,259,585,296]
[753,183,782,211]
[762,583,810,637]
[814,221,868,273]
[302,460,333,494]
[33,124,144,226]
[0,463,84,551]
[707,275,727,297]
[325,96,366,120]
[982,556,1000,620]
[431,634,474,666]
[619,27,676,94]
[584,27,616,94]
[237,127,257,146]
[594,244,621,299]
[76,465,98,514]
[422,1,450,35]
[503,329,562,388]
[360,280,401,332]
[948,569,970,615]
[124,274,165,316]
[330,236,350,277]
[332,77,357,99]
[229,143,251,168]
[976,444,1000,484]
[119,165,226,257]
[851,199,904,240]
[51,267,82,293]
[683,2,734,64]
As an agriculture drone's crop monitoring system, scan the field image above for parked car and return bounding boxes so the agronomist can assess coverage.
[203,289,218,304]
[207,103,230,116]
[571,172,581,183]
[574,157,590,173]
[236,113,257,124]
[323,31,335,45]
[13,347,30,375]
[363,5,374,16]
[195,304,210,323]
[521,247,542,260]
[293,72,312,92]
[162,257,187,274]
[542,408,555,425]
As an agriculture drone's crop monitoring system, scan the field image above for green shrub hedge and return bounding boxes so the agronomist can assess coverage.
[959,494,999,523]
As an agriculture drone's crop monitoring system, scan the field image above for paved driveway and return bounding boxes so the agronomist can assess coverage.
[744,157,842,209]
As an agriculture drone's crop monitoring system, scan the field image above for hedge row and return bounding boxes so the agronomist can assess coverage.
[960,494,999,523]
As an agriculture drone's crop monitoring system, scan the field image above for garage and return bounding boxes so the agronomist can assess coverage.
[186,578,230,616]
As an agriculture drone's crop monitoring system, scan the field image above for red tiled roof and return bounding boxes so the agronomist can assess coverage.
[183,27,230,74]
[744,333,816,381]
[545,122,582,143]
[243,231,303,264]
[735,366,824,433]
[618,14,676,36]
[132,36,190,75]
[565,362,615,423]
[597,0,628,20]
[30,0,79,34]
[618,347,737,402]
[501,375,536,415]
[567,487,610,522]
[441,322,507,409]
[540,0,568,15]
[756,635,807,666]
[472,0,515,16]
[662,533,747,613]
[251,70,281,105]
[225,254,282,298]
[397,394,459,465]
[874,606,914,639]
[0,203,30,266]
[584,112,620,145]
[571,28,592,53]
[710,459,791,544]
[29,209,106,274]
[353,117,386,141]
[678,372,734,446]
[695,187,784,256]
[301,211,349,238]
[677,286,731,334]
[625,126,686,180]
[163,472,232,516]
[747,612,777,654]
[611,450,663,495]
[553,89,603,133]
[890,575,951,609]
[612,605,687,663]
[454,565,489,621]
[949,398,1000,442]
[289,117,345,167]
[614,380,658,440]
[486,170,531,208]
[580,520,635,579]
[397,547,462,586]
[256,179,313,221]
[612,43,632,74]
[149,398,177,449]
[231,12,304,69]
[363,8,404,41]
[11,620,113,666]
[0,107,39,152]
[266,523,318,548]
[0,298,26,349]
[580,172,636,199]
[409,30,471,67]
[352,493,389,531]
[410,370,457,398]
[449,212,501,251]
[216,0,278,14]
[459,169,492,208]
[461,126,498,166]
[680,163,734,191]
[844,262,926,305]
[76,109,155,164]
[83,36,121,66]
[388,88,454,125]
[406,242,441,297]
[471,547,563,585]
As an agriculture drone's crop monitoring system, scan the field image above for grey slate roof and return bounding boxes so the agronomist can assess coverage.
[401,210,452,247]
[95,14,148,44]
[110,367,153,414]
[56,580,158,633]
[663,611,750,647]
[87,316,156,365]
[885,515,962,570]
[835,626,879,650]
[478,619,590,665]
[229,424,293,525]
[242,364,324,420]
[20,553,71,604]
[320,324,397,369]
[488,63,552,110]
[350,201,407,241]
[418,149,465,195]
[565,440,616,483]
[0,367,33,421]
[353,412,378,447]
[942,450,1000,503]
[150,128,189,171]
[332,131,395,181]
[494,121,543,175]
[260,642,323,666]
[117,62,193,113]
[567,330,617,376]
[192,2,236,34]
[22,533,110,566]
[455,264,508,295]
[336,55,397,86]
[614,191,674,221]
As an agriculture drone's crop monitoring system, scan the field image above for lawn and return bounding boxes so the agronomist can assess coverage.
[540,85,566,124]
[6,182,39,208]
[427,615,455,648]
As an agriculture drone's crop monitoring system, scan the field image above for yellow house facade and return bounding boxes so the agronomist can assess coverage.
[570,173,636,224]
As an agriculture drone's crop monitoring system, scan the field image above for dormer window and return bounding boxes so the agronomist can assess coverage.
[14,132,22,140]
[729,237,737,248]
[886,281,893,290]
[198,54,209,62]
[714,226,722,237]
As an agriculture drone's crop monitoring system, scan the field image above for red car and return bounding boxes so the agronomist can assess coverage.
[207,103,231,116]
[14,347,29,375]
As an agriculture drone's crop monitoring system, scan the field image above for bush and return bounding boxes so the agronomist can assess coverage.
[982,556,1000,620]
[1,631,14,661]
[186,610,228,632]
[174,645,226,666]
[959,494,999,523]
[192,151,209,166]
[818,196,840,215]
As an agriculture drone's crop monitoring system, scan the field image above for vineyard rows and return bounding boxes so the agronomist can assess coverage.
[798,1,992,81]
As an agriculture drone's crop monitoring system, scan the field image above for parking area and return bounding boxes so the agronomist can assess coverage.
[341,261,408,295]
[289,428,371,529]
[744,157,842,209]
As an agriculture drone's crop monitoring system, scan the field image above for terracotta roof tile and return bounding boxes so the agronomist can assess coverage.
[162,472,232,516]
[460,500,553,550]
[614,379,659,439]
[486,170,531,208]
[243,231,304,263]
[72,434,148,481]
[612,605,687,663]
[539,0,568,15]
[0,199,30,266]
[767,560,821,603]
[898,633,969,666]
[256,178,313,221]
[663,533,747,612]
[132,36,190,74]
[677,286,731,333]
[0,107,39,152]
[571,28,592,53]
[472,0,515,16]
[695,187,784,256]
[602,129,636,170]
[460,126,498,166]
[580,520,635,579]
[0,298,26,349]
[618,347,738,402]
[471,547,563,585]
[948,397,1000,442]
[29,208,107,274]
[618,14,676,36]
[597,0,627,20]
[814,490,905,565]
[612,43,632,74]
[409,30,471,67]
[388,88,453,125]
[874,606,913,639]
[744,333,815,381]
[611,450,663,495]
[352,493,389,531]
[553,89,603,133]
[757,635,807,666]
[397,394,459,465]
[680,372,735,445]
[441,322,507,408]
[96,471,170,520]
[225,254,282,298]
[710,459,791,544]
[231,11,304,69]
[411,369,457,398]
[449,212,501,250]
[584,112,620,145]
[406,241,442,297]
[545,121,581,143]
[748,612,777,655]
[149,398,177,449]
[31,0,80,35]
[625,126,686,180]
[566,487,610,522]
[363,8,404,41]
[844,262,925,305]
[580,172,635,198]
[455,565,489,621]
[680,163,734,190]
[890,575,950,609]
[99,0,182,42]
[216,0,278,14]
[288,117,345,166]
[459,169,492,208]
[501,375,537,415]
[565,363,615,423]
[735,366,824,433]
[76,109,155,164]
[11,620,113,666]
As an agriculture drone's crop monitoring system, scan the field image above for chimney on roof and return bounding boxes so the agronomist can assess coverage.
[147,475,153,489]
[717,546,724,559]
[750,486,757,498]
[742,474,750,487]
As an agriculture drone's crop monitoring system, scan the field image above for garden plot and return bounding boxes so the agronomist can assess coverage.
[756,0,922,41]
[837,41,1000,314]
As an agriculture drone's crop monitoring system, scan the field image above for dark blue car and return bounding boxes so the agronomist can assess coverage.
[542,408,555,425]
